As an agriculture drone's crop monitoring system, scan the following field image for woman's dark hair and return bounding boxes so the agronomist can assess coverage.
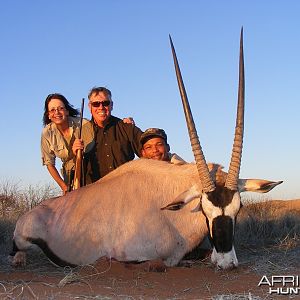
[43,93,79,126]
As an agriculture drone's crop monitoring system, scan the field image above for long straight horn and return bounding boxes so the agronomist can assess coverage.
[169,35,215,193]
[225,28,245,190]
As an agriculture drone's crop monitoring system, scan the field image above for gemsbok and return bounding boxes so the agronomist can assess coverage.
[11,29,282,270]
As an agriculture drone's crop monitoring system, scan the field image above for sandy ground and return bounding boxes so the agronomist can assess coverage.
[0,259,267,299]
[0,199,299,300]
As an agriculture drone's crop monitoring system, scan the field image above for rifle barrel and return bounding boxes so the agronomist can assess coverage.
[78,98,85,139]
[72,98,85,191]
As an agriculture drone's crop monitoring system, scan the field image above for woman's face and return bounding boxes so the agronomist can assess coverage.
[48,98,69,126]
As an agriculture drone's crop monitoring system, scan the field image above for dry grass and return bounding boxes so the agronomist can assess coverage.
[0,180,59,256]
[235,199,300,275]
[0,179,59,219]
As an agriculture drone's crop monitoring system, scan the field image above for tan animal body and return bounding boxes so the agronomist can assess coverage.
[12,159,281,269]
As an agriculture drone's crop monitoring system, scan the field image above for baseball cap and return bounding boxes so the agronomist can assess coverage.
[140,128,168,146]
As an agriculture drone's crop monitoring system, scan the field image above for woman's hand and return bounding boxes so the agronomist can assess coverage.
[46,164,68,195]
[61,182,68,195]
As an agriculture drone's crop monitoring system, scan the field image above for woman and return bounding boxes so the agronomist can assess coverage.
[41,93,85,194]
[41,93,135,194]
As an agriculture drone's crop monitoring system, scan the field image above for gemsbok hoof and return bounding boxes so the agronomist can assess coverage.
[12,251,26,267]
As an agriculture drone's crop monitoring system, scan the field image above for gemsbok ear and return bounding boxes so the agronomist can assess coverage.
[161,185,201,211]
[161,201,186,211]
[238,179,283,193]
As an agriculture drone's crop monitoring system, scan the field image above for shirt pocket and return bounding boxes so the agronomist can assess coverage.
[53,144,68,160]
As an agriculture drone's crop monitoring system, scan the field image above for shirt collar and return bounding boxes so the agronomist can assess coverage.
[92,115,117,131]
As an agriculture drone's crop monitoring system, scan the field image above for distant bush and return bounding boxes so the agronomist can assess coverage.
[0,180,60,255]
[236,200,300,250]
[0,179,59,220]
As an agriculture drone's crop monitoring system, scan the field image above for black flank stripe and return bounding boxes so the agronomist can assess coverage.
[10,240,19,256]
[26,237,77,267]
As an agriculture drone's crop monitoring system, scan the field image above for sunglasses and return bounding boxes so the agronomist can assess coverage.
[90,100,111,108]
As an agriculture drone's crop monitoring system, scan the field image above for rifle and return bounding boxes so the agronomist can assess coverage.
[72,98,85,190]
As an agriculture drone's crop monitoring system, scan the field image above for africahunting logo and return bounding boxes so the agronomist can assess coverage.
[258,275,299,295]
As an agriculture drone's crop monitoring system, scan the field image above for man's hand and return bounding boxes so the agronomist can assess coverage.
[72,138,84,156]
[123,117,135,125]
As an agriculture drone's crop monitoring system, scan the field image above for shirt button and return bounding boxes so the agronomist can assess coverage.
[105,143,107,146]
[109,166,112,169]
[107,154,109,157]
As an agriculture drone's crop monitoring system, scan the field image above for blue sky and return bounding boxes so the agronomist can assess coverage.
[0,1,299,199]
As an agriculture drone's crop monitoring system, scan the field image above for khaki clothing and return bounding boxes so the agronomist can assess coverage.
[41,116,93,182]
[169,153,187,165]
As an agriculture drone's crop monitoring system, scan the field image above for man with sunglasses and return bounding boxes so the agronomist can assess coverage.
[73,86,143,185]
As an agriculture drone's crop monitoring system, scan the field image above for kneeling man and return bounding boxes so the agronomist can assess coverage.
[140,128,185,164]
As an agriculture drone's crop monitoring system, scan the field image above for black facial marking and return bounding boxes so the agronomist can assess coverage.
[10,240,19,256]
[212,215,234,253]
[207,186,236,208]
[26,237,77,267]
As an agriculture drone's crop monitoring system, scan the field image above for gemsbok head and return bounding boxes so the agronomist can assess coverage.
[165,28,245,269]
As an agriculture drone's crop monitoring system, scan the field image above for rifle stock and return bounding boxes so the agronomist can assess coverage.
[72,98,85,190]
